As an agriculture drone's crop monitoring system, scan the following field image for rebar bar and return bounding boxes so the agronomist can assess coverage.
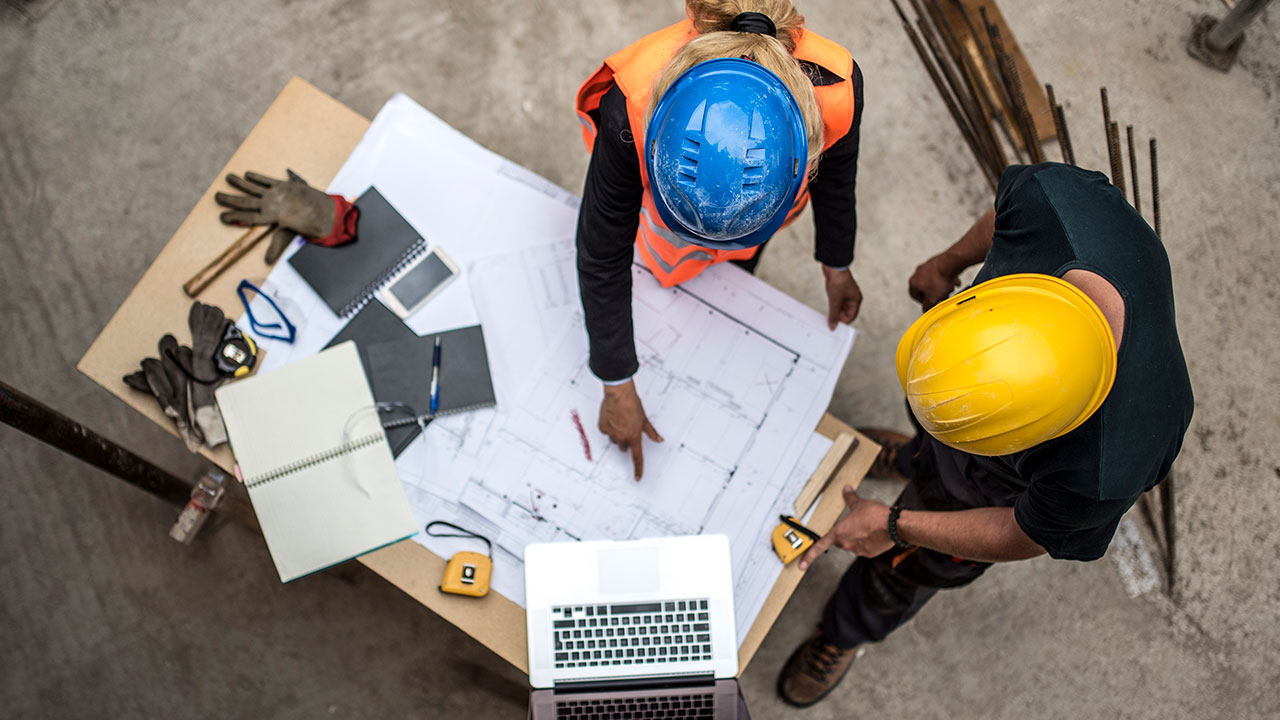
[1150,137,1162,238]
[972,5,1024,162]
[926,0,1008,169]
[1110,121,1127,201]
[1161,474,1177,595]
[1102,87,1120,186]
[1003,46,1043,163]
[1046,84,1070,165]
[891,0,998,190]
[915,15,1002,178]
[1055,103,1076,165]
[1126,124,1141,216]
[984,12,1041,163]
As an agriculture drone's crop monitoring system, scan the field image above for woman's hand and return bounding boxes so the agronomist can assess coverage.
[598,380,663,480]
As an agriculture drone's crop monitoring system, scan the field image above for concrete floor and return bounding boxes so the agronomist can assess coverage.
[2,0,1277,717]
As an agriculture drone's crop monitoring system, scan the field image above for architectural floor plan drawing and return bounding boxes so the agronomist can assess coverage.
[239,94,855,644]
[394,239,854,642]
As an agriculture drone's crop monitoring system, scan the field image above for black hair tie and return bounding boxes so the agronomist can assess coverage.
[729,11,777,38]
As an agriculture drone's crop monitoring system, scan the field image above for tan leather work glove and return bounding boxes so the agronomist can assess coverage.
[215,170,336,263]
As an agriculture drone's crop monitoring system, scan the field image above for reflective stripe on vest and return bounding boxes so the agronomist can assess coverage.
[575,20,857,288]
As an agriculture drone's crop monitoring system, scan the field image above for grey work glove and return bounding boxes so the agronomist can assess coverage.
[214,170,335,263]
[124,335,203,453]
[186,302,229,448]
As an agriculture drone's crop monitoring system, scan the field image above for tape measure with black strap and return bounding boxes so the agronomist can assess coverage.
[771,514,822,565]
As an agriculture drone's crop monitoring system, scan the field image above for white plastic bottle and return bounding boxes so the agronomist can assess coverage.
[170,471,227,544]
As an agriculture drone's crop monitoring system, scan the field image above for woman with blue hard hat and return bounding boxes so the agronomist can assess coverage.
[575,0,864,479]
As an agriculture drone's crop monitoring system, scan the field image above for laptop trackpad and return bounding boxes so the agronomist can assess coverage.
[598,547,660,594]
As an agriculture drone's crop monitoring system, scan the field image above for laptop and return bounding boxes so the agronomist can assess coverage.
[525,535,750,719]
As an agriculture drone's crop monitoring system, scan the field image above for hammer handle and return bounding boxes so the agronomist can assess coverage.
[183,225,276,298]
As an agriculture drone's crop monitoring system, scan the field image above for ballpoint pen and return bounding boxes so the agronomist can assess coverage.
[430,336,442,415]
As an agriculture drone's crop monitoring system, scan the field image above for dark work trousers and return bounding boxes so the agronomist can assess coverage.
[728,239,770,274]
[821,419,1023,649]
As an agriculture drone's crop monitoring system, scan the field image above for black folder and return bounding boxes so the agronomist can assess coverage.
[324,301,496,457]
[290,187,427,317]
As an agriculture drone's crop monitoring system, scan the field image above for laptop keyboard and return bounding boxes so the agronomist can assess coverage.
[555,693,715,718]
[551,599,713,670]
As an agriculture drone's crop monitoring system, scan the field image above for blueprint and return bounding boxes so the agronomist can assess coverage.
[239,94,854,644]
[395,239,853,642]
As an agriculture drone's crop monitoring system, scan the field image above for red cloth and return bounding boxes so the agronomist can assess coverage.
[308,195,358,247]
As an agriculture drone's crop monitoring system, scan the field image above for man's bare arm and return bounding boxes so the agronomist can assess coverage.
[897,505,1045,563]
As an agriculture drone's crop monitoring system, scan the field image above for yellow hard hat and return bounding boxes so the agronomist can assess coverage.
[895,273,1117,456]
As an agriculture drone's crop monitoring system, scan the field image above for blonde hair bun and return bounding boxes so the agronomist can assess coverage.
[648,0,823,171]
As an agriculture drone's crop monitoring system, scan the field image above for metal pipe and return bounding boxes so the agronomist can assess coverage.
[1126,125,1141,215]
[1,379,191,506]
[1150,137,1162,238]
[0,379,257,527]
[1206,0,1273,51]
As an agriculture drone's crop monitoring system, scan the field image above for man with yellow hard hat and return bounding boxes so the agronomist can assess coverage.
[776,162,1194,707]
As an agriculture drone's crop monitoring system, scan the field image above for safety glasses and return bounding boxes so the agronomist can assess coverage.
[237,279,297,343]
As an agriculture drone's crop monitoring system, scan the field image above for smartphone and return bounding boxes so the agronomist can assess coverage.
[381,247,459,319]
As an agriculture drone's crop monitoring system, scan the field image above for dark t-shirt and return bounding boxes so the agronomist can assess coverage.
[576,62,864,381]
[967,163,1194,561]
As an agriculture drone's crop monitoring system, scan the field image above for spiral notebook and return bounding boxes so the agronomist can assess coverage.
[289,186,427,317]
[323,301,498,457]
[214,341,418,583]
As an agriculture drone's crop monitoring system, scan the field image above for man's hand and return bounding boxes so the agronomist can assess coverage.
[798,486,894,570]
[598,380,663,480]
[822,265,862,330]
[908,253,962,311]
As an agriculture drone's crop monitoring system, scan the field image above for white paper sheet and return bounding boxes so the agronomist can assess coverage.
[238,94,854,645]
[393,238,854,643]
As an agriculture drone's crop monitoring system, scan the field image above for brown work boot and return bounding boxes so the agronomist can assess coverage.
[856,427,912,481]
[777,628,858,707]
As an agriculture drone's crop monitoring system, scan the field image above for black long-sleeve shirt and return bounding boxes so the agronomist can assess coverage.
[577,62,864,381]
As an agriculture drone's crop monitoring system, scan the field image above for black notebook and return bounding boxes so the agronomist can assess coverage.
[324,301,497,456]
[290,186,428,317]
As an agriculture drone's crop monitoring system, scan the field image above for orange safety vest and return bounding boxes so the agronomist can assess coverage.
[576,20,857,287]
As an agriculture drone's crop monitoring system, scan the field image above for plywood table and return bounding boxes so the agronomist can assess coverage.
[78,77,876,673]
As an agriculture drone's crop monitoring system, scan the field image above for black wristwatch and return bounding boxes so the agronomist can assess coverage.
[887,504,912,549]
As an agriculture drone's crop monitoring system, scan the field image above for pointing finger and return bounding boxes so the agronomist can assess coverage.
[631,442,645,481]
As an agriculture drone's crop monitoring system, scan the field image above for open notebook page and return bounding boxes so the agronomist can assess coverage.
[215,341,417,582]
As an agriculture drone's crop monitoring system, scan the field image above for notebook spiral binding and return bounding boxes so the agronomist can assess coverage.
[339,237,429,318]
[244,432,385,488]
[380,400,497,429]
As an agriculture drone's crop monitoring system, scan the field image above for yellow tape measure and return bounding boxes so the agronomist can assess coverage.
[425,521,492,598]
[771,515,821,565]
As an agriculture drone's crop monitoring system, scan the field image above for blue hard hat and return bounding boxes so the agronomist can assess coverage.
[646,57,808,250]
